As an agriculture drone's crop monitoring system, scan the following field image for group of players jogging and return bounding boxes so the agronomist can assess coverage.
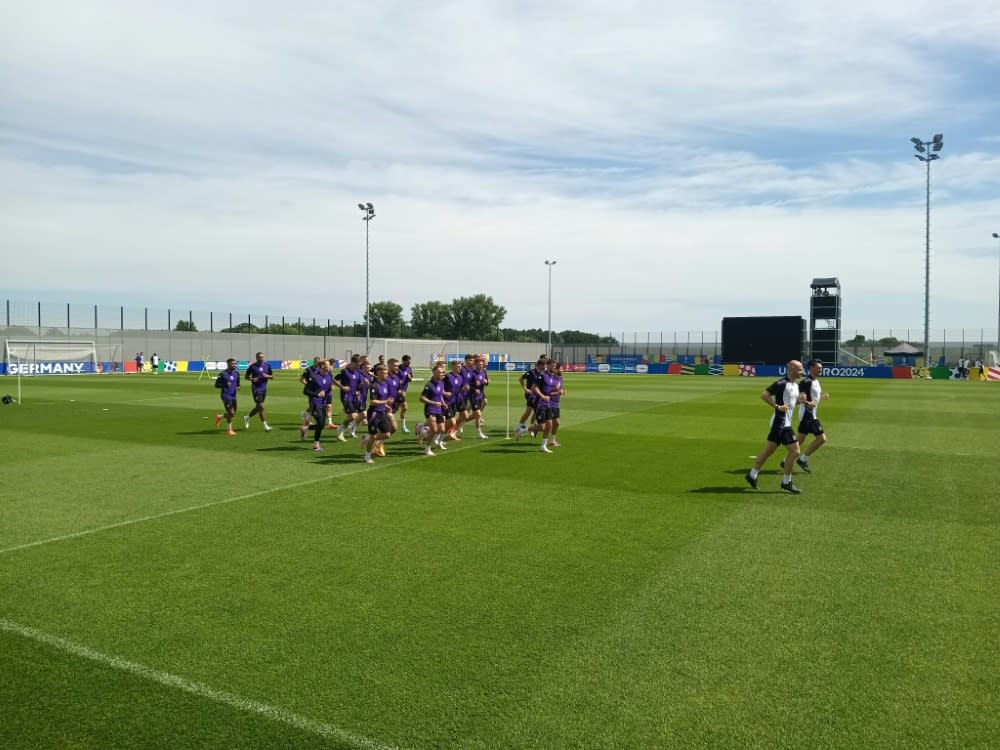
[215,351,548,465]
[745,358,830,494]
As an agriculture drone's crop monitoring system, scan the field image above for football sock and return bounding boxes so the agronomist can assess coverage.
[749,468,759,479]
[783,473,792,483]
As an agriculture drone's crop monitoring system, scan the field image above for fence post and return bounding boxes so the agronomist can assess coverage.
[167,309,171,331]
[210,312,214,333]
[66,302,70,330]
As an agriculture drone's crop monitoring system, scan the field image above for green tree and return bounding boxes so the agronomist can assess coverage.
[846,334,867,345]
[877,336,900,348]
[220,321,259,333]
[448,294,506,340]
[366,301,404,338]
[174,320,198,332]
[411,301,452,338]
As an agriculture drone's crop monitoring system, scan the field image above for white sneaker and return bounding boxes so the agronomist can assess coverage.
[478,432,488,439]
[437,441,448,450]
[337,433,347,442]
[425,448,435,456]
[243,415,251,429]
[540,445,552,453]
[402,426,410,433]
[263,424,272,432]
[364,454,374,464]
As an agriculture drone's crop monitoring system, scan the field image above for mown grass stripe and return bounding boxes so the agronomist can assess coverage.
[0,618,404,750]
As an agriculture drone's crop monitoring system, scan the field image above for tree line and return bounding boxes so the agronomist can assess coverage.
[175,293,619,345]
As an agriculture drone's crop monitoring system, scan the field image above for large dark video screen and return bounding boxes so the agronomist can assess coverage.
[722,316,804,364]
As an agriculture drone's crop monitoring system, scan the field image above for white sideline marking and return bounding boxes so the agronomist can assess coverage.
[0,441,480,556]
[0,618,402,750]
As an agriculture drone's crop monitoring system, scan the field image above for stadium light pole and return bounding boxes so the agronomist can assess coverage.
[911,133,942,366]
[358,202,375,354]
[994,232,1000,351]
[545,260,557,356]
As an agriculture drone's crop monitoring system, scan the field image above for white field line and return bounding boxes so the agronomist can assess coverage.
[0,441,478,556]
[0,618,404,750]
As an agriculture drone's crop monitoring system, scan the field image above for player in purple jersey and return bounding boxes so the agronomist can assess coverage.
[516,356,547,437]
[299,357,322,432]
[374,358,402,456]
[243,352,274,431]
[529,361,558,452]
[442,359,465,441]
[546,360,565,447]
[746,360,806,494]
[335,355,364,441]
[360,364,394,464]
[357,362,372,423]
[397,355,414,432]
[467,356,489,439]
[418,364,449,456]
[213,358,240,436]
[300,359,333,451]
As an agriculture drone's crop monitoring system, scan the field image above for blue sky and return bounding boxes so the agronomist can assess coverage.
[2,0,999,337]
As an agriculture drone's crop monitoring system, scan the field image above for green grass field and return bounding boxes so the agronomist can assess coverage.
[1,371,997,749]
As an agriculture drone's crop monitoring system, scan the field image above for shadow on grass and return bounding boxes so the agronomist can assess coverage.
[480,447,541,455]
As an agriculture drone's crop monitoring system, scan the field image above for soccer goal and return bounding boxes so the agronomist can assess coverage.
[3,339,99,403]
[382,339,460,374]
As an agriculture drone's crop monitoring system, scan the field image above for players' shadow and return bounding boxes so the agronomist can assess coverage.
[176,430,228,436]
[256,446,305,452]
[480,447,543,455]
[687,486,754,494]
[723,468,783,476]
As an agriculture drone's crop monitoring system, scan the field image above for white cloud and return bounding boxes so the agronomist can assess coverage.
[2,0,1000,337]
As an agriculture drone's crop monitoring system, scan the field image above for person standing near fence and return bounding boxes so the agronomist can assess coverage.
[243,352,273,432]
[135,352,143,374]
[214,358,240,436]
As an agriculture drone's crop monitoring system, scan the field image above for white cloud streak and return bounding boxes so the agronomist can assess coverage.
[2,0,999,333]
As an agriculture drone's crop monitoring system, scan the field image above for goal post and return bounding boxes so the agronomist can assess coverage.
[4,339,100,403]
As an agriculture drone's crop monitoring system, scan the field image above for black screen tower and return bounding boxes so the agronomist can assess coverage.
[809,277,841,363]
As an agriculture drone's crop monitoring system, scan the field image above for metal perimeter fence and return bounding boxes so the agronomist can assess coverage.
[2,299,998,366]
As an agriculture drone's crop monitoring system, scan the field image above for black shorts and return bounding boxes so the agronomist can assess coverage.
[534,405,553,423]
[457,397,470,412]
[222,398,237,412]
[341,396,359,413]
[367,411,392,435]
[767,423,798,446]
[252,390,267,404]
[424,409,445,424]
[396,390,408,403]
[549,407,560,420]
[309,402,326,422]
[469,394,485,411]
[443,405,456,419]
[524,393,536,406]
[797,415,824,436]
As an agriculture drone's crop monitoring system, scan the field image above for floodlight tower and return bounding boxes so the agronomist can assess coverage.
[545,260,557,356]
[911,133,943,366]
[358,202,375,354]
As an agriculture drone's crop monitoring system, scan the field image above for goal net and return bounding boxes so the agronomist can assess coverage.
[4,340,99,376]
[382,339,460,374]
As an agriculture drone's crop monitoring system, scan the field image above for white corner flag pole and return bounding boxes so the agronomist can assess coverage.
[504,358,513,439]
